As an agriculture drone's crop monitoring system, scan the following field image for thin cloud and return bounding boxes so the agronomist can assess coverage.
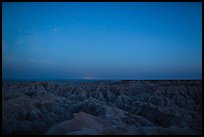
[2,40,6,48]
[28,59,48,64]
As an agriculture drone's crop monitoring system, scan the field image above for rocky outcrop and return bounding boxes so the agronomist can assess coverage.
[2,80,202,135]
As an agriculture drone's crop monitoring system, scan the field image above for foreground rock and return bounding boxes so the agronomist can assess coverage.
[2,80,202,135]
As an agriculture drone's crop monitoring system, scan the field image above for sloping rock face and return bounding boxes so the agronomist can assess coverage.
[2,80,202,135]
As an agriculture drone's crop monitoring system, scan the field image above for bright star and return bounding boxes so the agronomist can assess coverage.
[54,28,57,32]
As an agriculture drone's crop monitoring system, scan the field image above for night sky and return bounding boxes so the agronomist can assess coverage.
[2,2,202,80]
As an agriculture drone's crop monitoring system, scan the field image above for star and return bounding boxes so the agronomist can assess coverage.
[54,28,57,32]
[176,6,179,10]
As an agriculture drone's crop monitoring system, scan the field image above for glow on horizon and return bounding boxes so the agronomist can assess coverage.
[83,76,93,80]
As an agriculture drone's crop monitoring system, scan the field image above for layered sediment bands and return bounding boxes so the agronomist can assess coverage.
[2,80,202,135]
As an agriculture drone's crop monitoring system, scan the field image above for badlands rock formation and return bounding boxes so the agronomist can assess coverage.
[2,80,202,135]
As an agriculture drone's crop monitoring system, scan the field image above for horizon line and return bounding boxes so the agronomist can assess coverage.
[2,78,202,81]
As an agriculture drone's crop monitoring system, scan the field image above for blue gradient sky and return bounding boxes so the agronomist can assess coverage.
[2,2,202,80]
